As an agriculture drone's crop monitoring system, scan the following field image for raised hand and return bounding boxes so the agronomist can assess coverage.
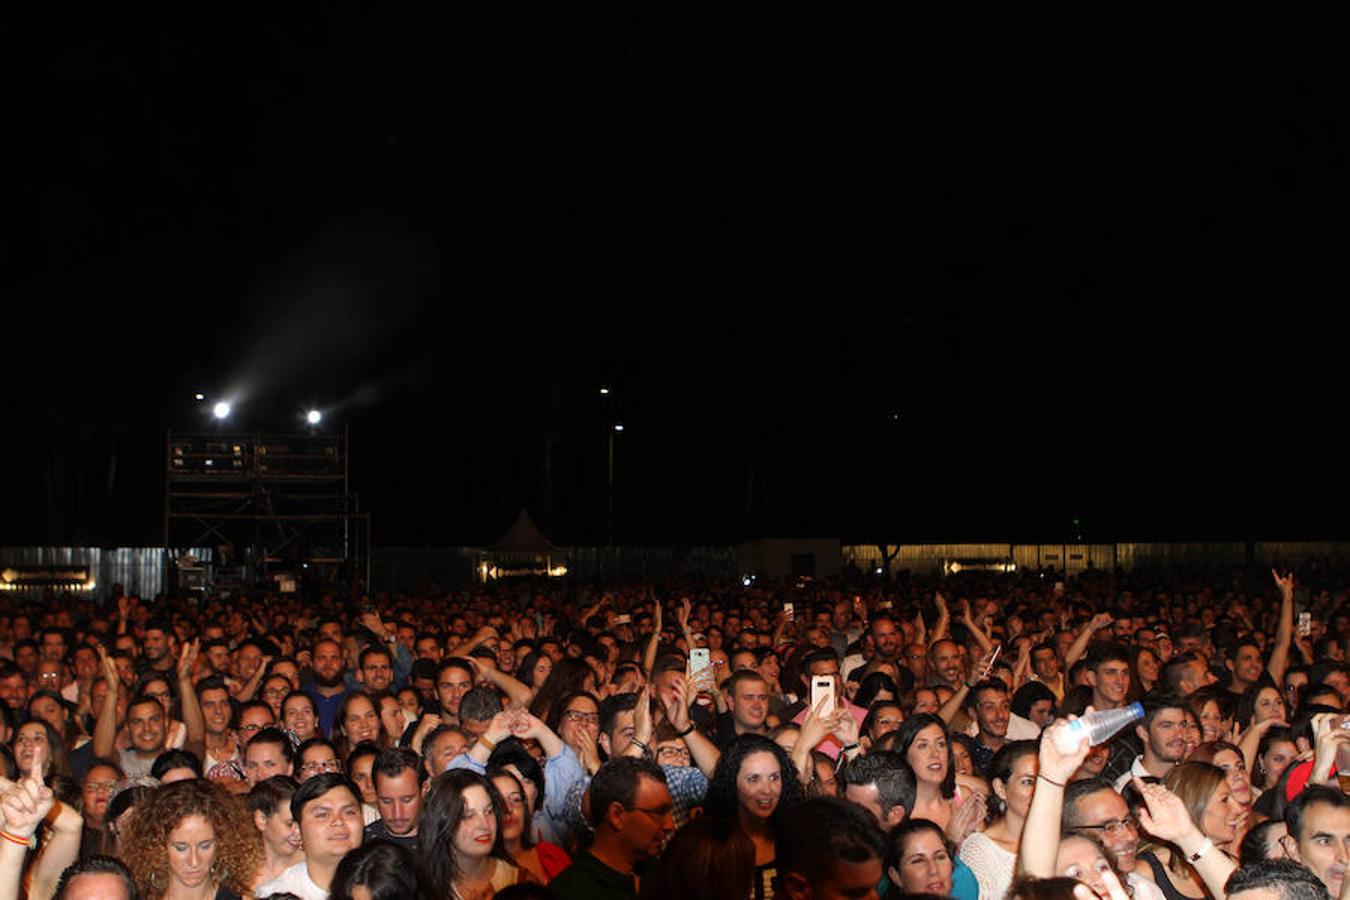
[831,709,861,746]
[510,711,547,740]
[1133,776,1202,844]
[798,695,835,752]
[632,684,653,746]
[945,789,986,844]
[972,644,1002,683]
[0,755,56,839]
[413,713,443,741]
[471,711,512,752]
[659,675,692,733]
[359,610,387,637]
[1089,612,1113,632]
[677,597,692,631]
[1039,716,1093,785]
[97,643,119,689]
[176,639,200,682]
[1273,568,1295,603]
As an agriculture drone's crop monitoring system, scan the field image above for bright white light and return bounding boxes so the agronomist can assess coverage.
[599,387,611,395]
[306,409,322,425]
[614,423,625,432]
[212,402,231,419]
[194,393,205,401]
[875,567,884,575]
[742,575,753,586]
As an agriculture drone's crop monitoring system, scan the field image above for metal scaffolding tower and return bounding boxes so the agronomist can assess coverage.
[163,430,369,596]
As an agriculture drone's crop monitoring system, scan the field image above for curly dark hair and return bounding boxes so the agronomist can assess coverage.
[704,733,805,833]
[122,779,261,898]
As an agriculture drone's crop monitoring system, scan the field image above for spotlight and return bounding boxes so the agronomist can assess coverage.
[306,409,322,425]
[599,387,611,395]
[194,393,205,401]
[613,423,624,432]
[212,402,231,419]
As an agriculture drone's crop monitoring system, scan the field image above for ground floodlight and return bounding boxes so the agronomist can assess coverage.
[212,402,231,419]
[306,409,322,425]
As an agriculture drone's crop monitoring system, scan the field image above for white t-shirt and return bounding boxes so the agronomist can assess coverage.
[256,862,328,900]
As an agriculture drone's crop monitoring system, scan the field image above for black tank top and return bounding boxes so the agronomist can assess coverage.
[1139,850,1198,900]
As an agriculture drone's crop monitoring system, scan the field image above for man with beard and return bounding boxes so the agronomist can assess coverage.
[869,615,904,667]
[1113,695,1189,791]
[304,638,349,738]
[365,748,424,849]
[928,639,965,690]
[964,679,1012,776]
[1030,642,1066,700]
[141,621,176,674]
[92,642,204,778]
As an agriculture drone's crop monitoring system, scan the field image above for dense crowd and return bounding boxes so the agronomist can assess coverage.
[3,563,1350,900]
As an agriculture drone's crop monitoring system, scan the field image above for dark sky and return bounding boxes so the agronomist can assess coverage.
[3,10,1347,549]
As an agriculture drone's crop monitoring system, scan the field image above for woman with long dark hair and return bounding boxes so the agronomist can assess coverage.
[488,767,569,884]
[960,741,1038,900]
[704,733,805,900]
[418,769,523,898]
[527,658,595,724]
[331,691,388,761]
[330,841,427,900]
[892,713,985,841]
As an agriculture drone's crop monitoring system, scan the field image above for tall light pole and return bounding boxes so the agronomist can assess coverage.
[600,386,617,546]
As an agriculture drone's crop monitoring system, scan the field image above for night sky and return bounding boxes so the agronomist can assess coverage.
[4,10,1346,549]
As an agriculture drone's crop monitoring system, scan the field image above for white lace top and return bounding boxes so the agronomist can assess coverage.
[959,830,1016,900]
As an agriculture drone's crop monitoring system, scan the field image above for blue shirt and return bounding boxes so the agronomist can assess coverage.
[304,685,348,739]
[447,743,587,847]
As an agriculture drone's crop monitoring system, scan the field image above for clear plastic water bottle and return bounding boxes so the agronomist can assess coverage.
[1053,702,1145,753]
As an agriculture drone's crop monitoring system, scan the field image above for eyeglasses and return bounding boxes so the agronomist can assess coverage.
[1074,817,1137,837]
[300,759,343,775]
[563,710,599,724]
[656,747,691,761]
[626,804,674,819]
[85,781,118,793]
